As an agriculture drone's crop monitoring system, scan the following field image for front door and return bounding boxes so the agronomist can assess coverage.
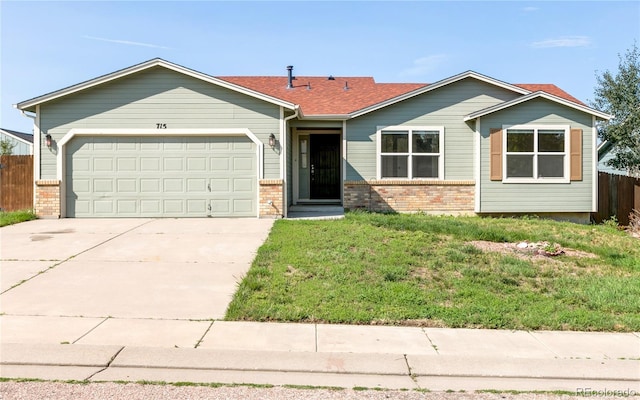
[310,134,340,199]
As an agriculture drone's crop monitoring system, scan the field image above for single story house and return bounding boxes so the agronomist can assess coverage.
[0,128,33,155]
[15,58,611,221]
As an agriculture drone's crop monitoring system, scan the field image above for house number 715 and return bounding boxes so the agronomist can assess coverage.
[156,123,167,129]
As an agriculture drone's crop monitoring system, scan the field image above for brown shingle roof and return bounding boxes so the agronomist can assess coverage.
[514,84,586,106]
[218,76,426,115]
[218,76,585,116]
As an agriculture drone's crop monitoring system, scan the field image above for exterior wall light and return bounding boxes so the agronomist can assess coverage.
[268,133,276,148]
[45,134,52,147]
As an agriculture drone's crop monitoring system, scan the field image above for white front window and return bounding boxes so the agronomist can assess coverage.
[503,125,570,182]
[377,126,444,179]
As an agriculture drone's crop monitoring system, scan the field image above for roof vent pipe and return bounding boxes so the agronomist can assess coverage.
[286,65,294,89]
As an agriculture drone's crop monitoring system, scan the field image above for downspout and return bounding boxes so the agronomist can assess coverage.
[281,105,299,218]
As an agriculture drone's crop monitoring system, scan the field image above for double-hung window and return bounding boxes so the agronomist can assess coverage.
[378,126,444,179]
[504,125,570,182]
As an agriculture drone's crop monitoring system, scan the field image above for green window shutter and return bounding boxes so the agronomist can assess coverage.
[490,128,502,181]
[570,128,583,181]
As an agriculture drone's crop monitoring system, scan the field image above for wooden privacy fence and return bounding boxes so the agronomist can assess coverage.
[0,155,33,212]
[593,172,640,226]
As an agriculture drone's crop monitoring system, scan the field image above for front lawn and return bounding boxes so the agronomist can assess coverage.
[0,209,36,227]
[226,212,640,331]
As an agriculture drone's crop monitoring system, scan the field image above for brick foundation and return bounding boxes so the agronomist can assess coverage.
[259,179,284,218]
[35,180,61,218]
[344,180,475,213]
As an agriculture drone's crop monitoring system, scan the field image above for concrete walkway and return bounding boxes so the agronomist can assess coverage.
[1,219,639,393]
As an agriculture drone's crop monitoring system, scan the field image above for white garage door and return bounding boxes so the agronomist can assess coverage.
[66,136,257,217]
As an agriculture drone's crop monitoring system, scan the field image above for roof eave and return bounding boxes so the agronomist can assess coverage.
[297,113,349,120]
[463,91,613,122]
[16,58,297,111]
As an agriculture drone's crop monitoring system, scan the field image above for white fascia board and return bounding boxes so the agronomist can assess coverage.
[16,58,296,111]
[349,71,531,119]
[297,112,349,120]
[464,91,613,122]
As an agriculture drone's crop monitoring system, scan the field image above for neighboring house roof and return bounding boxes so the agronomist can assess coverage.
[0,128,33,145]
[597,140,613,160]
[15,58,610,121]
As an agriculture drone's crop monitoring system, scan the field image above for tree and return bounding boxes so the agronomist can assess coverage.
[0,138,15,155]
[592,43,640,176]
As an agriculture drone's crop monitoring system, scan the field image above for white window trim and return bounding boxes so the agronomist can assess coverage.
[502,124,570,184]
[376,126,444,180]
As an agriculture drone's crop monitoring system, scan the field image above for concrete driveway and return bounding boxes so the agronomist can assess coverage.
[0,218,273,347]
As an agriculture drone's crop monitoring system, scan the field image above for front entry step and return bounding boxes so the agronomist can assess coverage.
[287,205,344,220]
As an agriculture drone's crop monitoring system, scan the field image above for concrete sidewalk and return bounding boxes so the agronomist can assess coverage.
[1,218,639,393]
[1,321,639,392]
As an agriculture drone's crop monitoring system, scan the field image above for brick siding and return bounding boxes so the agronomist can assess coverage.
[35,180,61,218]
[344,180,475,213]
[259,179,284,218]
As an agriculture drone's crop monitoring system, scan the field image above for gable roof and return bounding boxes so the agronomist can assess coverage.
[0,128,33,145]
[15,58,608,121]
[463,91,611,121]
[15,58,297,112]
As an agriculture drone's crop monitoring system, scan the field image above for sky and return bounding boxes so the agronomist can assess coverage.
[1,1,639,133]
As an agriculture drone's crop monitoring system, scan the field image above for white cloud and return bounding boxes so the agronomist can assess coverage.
[84,35,170,49]
[531,36,591,49]
[523,6,539,12]
[400,55,448,77]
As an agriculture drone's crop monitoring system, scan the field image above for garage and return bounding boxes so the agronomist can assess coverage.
[65,135,257,217]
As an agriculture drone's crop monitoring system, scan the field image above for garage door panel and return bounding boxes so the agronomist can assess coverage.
[234,178,254,192]
[141,200,161,214]
[94,158,114,172]
[233,199,254,214]
[234,157,254,171]
[187,157,207,171]
[117,199,138,214]
[141,158,161,172]
[117,179,137,192]
[117,141,137,151]
[187,199,207,213]
[187,178,207,192]
[211,199,230,214]
[66,135,257,217]
[94,200,114,214]
[117,158,137,171]
[94,179,113,192]
[141,179,161,193]
[163,179,183,192]
[211,158,230,171]
[164,199,184,214]
[164,158,184,171]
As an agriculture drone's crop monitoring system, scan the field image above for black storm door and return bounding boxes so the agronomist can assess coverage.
[310,134,340,199]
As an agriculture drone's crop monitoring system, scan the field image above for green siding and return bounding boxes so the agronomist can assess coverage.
[479,98,594,212]
[345,78,519,181]
[39,66,281,179]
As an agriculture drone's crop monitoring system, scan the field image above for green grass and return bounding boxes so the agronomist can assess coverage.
[226,212,640,331]
[0,209,36,227]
